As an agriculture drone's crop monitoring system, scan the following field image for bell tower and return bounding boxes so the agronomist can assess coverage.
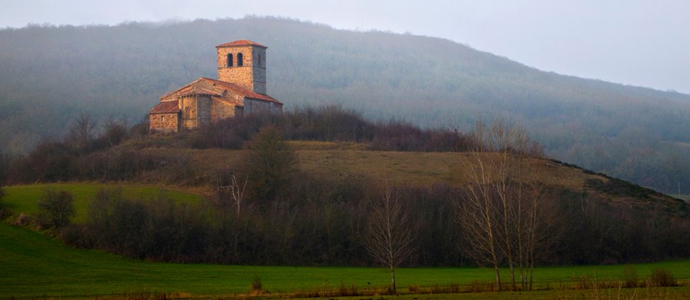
[216,40,267,94]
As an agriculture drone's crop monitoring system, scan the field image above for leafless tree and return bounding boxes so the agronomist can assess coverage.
[458,119,551,291]
[102,117,129,147]
[364,183,415,294]
[511,181,560,290]
[66,113,97,153]
[458,166,504,290]
[230,173,248,218]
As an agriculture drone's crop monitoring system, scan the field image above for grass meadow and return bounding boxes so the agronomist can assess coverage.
[2,183,204,222]
[1,183,689,299]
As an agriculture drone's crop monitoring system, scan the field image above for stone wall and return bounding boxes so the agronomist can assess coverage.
[244,98,281,114]
[210,99,238,121]
[180,96,211,129]
[149,113,179,133]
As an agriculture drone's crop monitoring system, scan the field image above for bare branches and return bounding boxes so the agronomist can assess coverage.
[364,183,415,294]
[230,173,248,218]
[458,119,553,291]
[66,113,97,154]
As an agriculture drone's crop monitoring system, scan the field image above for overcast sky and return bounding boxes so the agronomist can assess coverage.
[3,0,689,94]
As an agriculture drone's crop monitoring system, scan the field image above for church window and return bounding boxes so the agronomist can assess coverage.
[185,106,192,118]
[227,53,233,67]
[237,53,244,66]
[257,54,262,67]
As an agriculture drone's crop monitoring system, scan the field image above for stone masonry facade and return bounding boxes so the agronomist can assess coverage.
[149,40,282,134]
[149,113,179,133]
[217,44,267,94]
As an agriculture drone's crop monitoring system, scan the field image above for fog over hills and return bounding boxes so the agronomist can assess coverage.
[1,17,689,193]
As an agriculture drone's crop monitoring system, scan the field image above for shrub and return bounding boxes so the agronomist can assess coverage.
[37,189,75,228]
[622,265,639,288]
[240,126,297,202]
[648,268,677,287]
[465,280,496,293]
[13,212,30,226]
[250,277,263,295]
[0,187,5,212]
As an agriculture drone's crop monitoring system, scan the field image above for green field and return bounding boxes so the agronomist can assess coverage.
[2,183,204,222]
[1,184,689,298]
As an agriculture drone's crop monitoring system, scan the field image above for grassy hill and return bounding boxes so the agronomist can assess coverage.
[1,17,689,194]
[123,140,684,212]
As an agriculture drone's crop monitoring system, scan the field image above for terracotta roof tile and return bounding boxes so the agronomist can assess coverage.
[158,77,282,105]
[149,100,180,114]
[216,40,267,48]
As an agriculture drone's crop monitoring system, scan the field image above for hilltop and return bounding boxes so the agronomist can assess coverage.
[1,17,689,194]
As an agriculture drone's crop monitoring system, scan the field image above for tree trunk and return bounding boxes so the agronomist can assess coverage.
[493,262,502,291]
[390,266,396,294]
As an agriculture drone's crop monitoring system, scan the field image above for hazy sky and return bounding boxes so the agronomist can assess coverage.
[3,0,689,94]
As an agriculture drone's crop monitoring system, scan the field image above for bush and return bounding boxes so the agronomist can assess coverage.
[1,187,12,219]
[648,268,677,287]
[621,266,639,288]
[37,189,75,228]
[250,277,263,295]
[240,126,297,202]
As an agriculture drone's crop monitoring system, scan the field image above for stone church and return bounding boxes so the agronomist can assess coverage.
[149,40,283,133]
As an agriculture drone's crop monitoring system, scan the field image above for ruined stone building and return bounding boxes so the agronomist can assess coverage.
[149,40,283,133]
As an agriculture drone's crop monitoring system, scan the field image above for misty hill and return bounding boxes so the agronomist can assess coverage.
[1,17,689,193]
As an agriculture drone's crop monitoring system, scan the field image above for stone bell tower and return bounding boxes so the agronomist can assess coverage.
[216,40,267,94]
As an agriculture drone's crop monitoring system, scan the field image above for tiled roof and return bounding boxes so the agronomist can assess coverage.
[216,40,267,48]
[149,100,180,114]
[200,77,282,104]
[158,77,282,105]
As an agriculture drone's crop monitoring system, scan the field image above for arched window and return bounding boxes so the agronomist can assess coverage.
[257,53,262,67]
[237,53,243,66]
[227,53,233,67]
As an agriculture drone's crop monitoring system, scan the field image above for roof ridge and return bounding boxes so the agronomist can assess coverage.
[216,40,267,48]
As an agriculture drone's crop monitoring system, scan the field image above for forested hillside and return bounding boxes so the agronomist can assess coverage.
[1,17,689,193]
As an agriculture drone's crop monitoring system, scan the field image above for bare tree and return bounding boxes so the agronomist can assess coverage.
[458,119,550,291]
[102,117,129,147]
[230,173,248,218]
[509,180,560,290]
[364,183,415,294]
[458,165,504,290]
[66,113,97,153]
[522,182,561,290]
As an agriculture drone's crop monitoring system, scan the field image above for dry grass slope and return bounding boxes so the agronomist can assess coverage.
[128,140,682,211]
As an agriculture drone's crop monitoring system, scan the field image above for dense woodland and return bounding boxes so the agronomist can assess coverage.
[1,17,690,194]
[1,108,688,276]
